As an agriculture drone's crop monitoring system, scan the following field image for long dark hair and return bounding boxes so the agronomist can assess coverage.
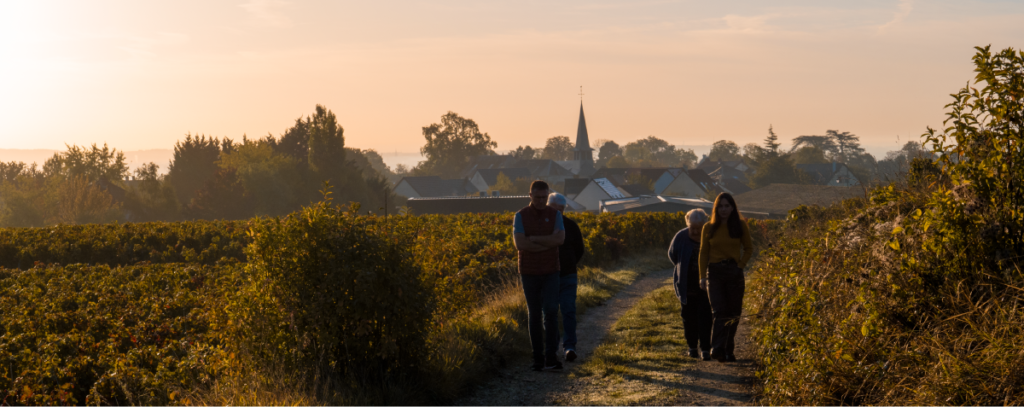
[708,192,744,239]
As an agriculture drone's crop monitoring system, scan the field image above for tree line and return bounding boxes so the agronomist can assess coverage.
[0,105,931,227]
[404,111,931,191]
[0,105,399,227]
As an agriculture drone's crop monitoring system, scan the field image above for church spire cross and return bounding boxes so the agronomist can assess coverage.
[573,88,595,176]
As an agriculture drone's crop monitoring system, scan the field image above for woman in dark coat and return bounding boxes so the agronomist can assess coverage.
[668,208,713,360]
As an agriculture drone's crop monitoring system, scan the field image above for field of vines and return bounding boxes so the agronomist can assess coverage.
[1,203,776,405]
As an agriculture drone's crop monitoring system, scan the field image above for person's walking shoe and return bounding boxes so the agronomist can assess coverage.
[688,348,700,358]
[565,348,577,362]
[544,359,563,371]
[725,354,737,362]
[701,351,712,361]
[530,361,544,372]
[711,351,727,363]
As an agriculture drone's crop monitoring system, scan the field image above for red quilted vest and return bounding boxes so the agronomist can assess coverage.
[517,205,560,275]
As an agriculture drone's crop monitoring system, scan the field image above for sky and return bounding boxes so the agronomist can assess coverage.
[2,0,1022,163]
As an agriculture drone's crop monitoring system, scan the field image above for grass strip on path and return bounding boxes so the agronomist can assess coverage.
[555,281,693,405]
[553,277,756,406]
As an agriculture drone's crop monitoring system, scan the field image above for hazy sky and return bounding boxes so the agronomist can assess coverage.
[2,0,1022,158]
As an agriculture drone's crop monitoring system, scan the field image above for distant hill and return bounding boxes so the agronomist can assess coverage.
[0,149,174,175]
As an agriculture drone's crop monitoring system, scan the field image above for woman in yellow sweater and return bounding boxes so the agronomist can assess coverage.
[698,192,753,362]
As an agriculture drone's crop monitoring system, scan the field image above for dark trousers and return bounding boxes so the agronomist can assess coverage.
[707,260,745,357]
[521,272,560,363]
[559,274,578,351]
[680,289,713,351]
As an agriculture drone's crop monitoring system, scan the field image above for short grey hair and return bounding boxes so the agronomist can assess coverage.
[685,209,708,227]
[547,192,567,206]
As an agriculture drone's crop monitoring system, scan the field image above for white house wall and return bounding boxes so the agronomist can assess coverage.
[469,172,491,192]
[653,172,675,194]
[662,174,705,198]
[829,167,860,187]
[574,183,611,211]
[394,181,421,198]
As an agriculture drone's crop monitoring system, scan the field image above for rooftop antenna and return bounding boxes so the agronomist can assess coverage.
[579,85,584,103]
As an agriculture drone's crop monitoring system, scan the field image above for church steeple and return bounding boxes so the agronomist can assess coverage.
[574,98,595,175]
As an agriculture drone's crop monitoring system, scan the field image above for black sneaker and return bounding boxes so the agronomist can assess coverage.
[565,349,577,362]
[725,354,737,362]
[544,360,563,370]
[711,352,726,363]
[688,348,699,358]
[530,361,544,372]
[701,351,712,361]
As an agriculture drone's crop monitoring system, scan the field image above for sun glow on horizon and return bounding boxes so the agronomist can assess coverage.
[1,0,1022,157]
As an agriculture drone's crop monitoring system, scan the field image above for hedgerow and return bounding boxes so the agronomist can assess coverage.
[748,45,1024,405]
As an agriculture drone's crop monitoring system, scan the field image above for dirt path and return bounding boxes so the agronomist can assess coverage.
[658,317,756,406]
[455,268,756,406]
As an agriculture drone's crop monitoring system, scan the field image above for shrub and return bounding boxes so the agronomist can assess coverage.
[228,198,434,395]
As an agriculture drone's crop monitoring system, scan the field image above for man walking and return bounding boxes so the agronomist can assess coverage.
[547,192,585,362]
[513,180,566,371]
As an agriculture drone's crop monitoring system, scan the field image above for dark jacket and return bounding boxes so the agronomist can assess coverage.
[668,227,700,304]
[559,216,585,276]
[516,205,561,275]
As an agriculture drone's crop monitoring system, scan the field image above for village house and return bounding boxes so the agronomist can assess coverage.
[696,158,750,173]
[600,195,711,214]
[590,167,681,195]
[407,194,585,215]
[598,195,770,218]
[660,170,705,198]
[514,159,576,186]
[467,168,533,192]
[394,176,479,198]
[563,178,591,200]
[457,155,519,179]
[573,177,627,211]
[796,162,861,186]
